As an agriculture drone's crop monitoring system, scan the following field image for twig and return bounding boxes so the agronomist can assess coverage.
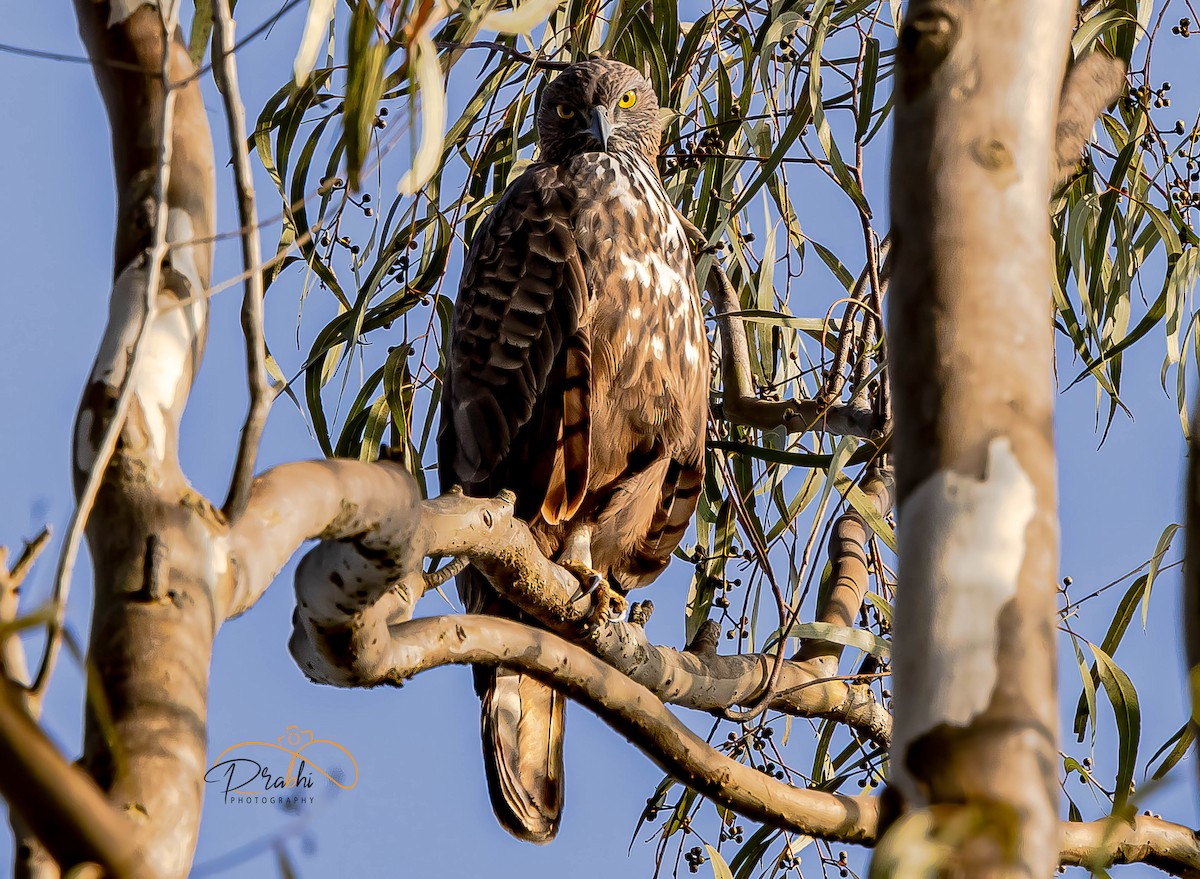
[434,39,572,70]
[32,5,181,706]
[849,228,886,410]
[0,528,51,692]
[677,212,880,438]
[819,238,891,406]
[715,458,789,724]
[213,0,274,521]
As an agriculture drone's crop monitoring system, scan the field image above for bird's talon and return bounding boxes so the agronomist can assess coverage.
[562,561,607,599]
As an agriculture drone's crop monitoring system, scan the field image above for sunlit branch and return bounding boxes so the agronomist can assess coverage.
[242,468,893,743]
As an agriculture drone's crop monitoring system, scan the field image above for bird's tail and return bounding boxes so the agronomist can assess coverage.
[477,666,566,843]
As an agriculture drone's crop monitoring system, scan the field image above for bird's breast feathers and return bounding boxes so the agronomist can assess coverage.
[563,152,706,391]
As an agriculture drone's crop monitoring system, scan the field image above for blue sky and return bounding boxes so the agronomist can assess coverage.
[0,2,1197,878]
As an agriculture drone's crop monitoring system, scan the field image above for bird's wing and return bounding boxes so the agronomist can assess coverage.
[438,164,591,528]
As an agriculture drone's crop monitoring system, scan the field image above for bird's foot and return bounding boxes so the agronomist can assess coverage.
[593,582,628,623]
[561,561,626,625]
[562,560,606,598]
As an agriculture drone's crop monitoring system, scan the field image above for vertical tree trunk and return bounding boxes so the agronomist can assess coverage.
[879,2,1070,876]
[72,3,220,875]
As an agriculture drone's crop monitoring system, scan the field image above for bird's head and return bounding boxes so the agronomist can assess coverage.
[536,60,661,164]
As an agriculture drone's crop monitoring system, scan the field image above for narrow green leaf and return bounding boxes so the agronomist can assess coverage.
[1141,523,1180,625]
[839,476,897,552]
[1146,721,1193,780]
[855,37,879,142]
[1089,643,1141,810]
[790,621,891,660]
[344,0,387,191]
[188,0,214,67]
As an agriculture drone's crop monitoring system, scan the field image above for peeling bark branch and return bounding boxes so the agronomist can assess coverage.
[375,614,881,843]
[37,3,181,705]
[70,2,218,876]
[245,470,892,743]
[1060,817,1200,878]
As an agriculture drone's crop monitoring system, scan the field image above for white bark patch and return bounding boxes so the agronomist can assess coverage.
[891,437,1036,804]
[77,209,205,471]
[134,210,204,464]
[108,0,151,26]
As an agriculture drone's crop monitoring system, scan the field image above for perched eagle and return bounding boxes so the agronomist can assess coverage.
[438,59,707,842]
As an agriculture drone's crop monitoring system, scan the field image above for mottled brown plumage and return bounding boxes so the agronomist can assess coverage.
[438,59,707,843]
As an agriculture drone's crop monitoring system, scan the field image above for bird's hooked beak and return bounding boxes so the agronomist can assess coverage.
[589,105,613,151]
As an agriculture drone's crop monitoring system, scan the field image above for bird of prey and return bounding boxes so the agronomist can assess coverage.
[438,58,707,843]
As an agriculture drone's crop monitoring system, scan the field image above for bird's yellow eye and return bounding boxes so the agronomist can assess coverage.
[556,104,575,119]
[618,89,638,109]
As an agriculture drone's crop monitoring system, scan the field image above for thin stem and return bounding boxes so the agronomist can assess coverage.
[213,0,275,521]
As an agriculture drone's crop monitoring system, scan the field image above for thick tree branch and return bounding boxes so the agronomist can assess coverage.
[1060,817,1200,878]
[70,2,219,876]
[292,605,1200,877]
[244,468,892,742]
[797,469,894,668]
[38,0,183,707]
[375,614,881,843]
[884,1,1075,875]
[225,460,423,618]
